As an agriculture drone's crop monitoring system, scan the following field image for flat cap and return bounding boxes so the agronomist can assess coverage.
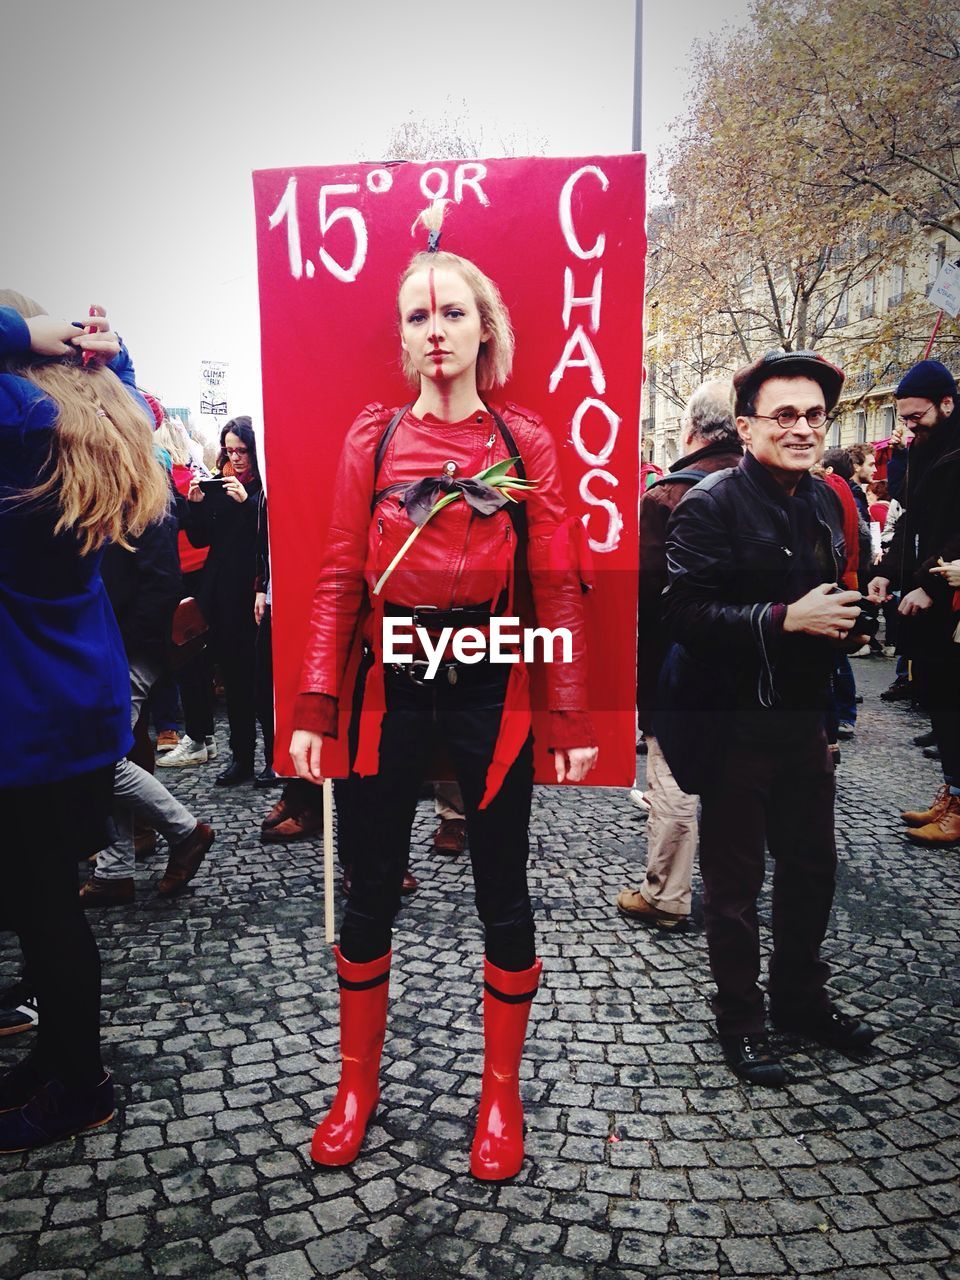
[733,349,844,417]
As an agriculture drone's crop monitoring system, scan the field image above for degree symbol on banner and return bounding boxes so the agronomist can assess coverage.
[367,169,394,195]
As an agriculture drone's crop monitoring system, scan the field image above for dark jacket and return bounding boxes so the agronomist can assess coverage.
[637,438,743,731]
[179,474,262,632]
[101,508,181,665]
[656,452,847,787]
[877,409,960,660]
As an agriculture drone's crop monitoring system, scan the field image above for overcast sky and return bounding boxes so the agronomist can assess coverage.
[0,0,752,427]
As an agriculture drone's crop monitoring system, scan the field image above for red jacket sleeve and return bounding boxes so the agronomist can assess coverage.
[296,404,389,704]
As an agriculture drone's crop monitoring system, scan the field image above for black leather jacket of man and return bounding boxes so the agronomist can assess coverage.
[661,450,847,734]
[877,408,960,660]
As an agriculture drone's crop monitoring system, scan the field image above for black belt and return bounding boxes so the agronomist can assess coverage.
[383,600,494,631]
[384,656,506,687]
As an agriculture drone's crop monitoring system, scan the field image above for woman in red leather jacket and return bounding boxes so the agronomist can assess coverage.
[289,205,598,1180]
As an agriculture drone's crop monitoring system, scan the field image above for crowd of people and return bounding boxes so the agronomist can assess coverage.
[1,251,958,1174]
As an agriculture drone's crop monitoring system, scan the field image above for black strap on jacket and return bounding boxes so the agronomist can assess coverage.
[647,467,707,490]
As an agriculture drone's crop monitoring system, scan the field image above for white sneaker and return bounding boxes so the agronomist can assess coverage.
[628,789,651,814]
[204,735,218,760]
[156,737,208,767]
[882,645,896,657]
[849,645,872,657]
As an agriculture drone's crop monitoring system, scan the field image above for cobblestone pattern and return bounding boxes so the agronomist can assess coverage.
[1,658,958,1278]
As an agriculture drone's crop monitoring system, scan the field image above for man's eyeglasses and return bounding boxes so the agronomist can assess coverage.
[225,446,249,456]
[897,408,933,427]
[750,407,829,429]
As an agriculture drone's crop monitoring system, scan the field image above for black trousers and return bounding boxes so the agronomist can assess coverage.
[340,661,535,971]
[913,657,960,788]
[698,727,837,1036]
[209,609,260,768]
[3,765,115,1086]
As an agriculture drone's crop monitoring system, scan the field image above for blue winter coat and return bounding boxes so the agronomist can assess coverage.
[0,306,141,787]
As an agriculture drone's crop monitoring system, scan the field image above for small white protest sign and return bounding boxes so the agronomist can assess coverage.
[929,260,960,318]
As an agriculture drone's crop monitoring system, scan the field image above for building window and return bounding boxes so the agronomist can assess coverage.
[829,416,841,447]
[881,405,895,439]
[928,242,947,295]
[855,410,867,443]
[860,277,875,320]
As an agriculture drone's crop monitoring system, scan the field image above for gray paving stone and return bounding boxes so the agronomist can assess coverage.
[304,1230,372,1274]
[720,1237,790,1274]
[665,1235,720,1272]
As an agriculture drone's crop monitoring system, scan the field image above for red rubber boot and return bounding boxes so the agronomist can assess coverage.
[310,947,390,1166]
[470,956,542,1181]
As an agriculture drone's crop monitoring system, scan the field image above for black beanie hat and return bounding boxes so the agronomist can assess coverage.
[895,360,957,403]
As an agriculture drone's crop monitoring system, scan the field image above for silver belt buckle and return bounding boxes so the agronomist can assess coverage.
[412,604,438,629]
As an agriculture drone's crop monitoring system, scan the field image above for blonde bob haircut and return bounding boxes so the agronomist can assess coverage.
[398,202,515,391]
[0,288,169,554]
[154,417,193,468]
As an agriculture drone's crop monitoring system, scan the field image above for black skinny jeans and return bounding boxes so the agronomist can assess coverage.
[339,660,535,972]
[4,765,114,1087]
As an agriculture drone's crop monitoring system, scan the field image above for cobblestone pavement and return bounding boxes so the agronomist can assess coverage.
[2,656,959,1279]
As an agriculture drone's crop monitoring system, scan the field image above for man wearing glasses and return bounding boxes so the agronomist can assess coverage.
[868,360,960,847]
[657,350,875,1085]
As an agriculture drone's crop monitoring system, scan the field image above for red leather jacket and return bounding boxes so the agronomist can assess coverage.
[294,401,595,750]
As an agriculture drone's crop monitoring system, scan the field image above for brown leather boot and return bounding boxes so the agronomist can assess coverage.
[158,822,216,896]
[901,785,950,827]
[80,877,135,908]
[906,794,960,847]
[433,818,467,854]
[261,809,324,843]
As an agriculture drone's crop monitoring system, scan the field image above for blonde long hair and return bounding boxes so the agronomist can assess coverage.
[398,202,515,390]
[0,289,169,554]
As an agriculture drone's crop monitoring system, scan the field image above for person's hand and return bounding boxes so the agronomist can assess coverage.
[890,422,906,447]
[899,587,933,616]
[290,730,324,782]
[222,474,248,503]
[783,583,862,640]
[866,576,892,604]
[554,745,598,784]
[254,591,267,624]
[187,475,205,503]
[930,560,960,588]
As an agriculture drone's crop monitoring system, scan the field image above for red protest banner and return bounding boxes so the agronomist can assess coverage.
[253,154,645,787]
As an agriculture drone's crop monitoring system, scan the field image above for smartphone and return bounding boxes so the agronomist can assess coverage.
[198,478,226,495]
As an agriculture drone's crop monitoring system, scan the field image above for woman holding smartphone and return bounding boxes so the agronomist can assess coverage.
[182,416,273,785]
[289,204,598,1180]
